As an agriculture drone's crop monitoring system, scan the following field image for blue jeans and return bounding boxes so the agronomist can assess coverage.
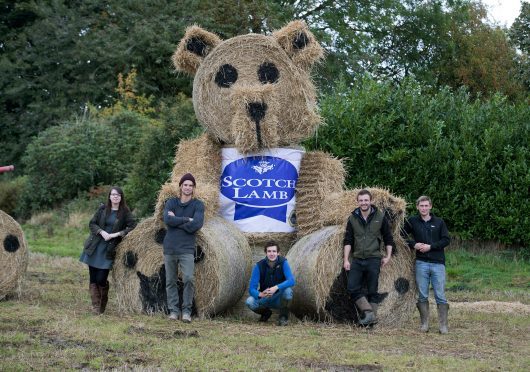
[415,260,447,304]
[164,253,195,315]
[246,287,293,312]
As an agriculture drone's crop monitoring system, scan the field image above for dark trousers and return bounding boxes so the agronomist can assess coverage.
[88,266,109,286]
[347,257,381,302]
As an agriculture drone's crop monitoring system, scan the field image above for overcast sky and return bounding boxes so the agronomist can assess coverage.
[482,0,524,26]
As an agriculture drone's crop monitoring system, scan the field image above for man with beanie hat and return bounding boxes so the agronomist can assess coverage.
[163,173,204,323]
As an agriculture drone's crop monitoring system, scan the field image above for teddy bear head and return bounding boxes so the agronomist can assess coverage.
[172,21,324,153]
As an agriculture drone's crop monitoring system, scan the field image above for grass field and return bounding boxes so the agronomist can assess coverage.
[1,253,529,370]
[1,215,528,370]
[23,213,530,303]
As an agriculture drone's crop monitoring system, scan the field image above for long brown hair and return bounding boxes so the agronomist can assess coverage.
[105,186,130,219]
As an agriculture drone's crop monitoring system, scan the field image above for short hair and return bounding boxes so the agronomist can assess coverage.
[357,189,372,200]
[264,240,280,252]
[416,195,432,205]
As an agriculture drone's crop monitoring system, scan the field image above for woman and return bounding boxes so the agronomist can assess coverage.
[80,187,136,314]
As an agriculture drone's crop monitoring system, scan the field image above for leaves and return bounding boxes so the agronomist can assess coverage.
[308,76,530,244]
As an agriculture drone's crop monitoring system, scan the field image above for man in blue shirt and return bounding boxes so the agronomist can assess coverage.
[246,241,296,326]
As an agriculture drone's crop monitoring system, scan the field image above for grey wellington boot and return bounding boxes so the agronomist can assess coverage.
[355,297,374,326]
[369,303,379,325]
[417,302,430,332]
[437,303,449,334]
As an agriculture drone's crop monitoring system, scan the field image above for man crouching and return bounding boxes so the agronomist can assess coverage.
[246,241,295,326]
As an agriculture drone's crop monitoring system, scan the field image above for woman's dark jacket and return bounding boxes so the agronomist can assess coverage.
[83,204,136,260]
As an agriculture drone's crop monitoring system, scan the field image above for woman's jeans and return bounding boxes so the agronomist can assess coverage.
[415,260,447,304]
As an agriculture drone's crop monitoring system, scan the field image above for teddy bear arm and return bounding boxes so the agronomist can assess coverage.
[296,151,347,235]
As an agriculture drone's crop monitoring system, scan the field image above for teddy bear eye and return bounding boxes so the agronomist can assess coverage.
[215,64,238,88]
[258,62,279,84]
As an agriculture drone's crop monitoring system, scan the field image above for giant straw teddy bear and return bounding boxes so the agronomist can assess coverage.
[113,21,416,325]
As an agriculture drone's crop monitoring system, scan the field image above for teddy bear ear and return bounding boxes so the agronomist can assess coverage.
[272,20,324,70]
[172,25,222,75]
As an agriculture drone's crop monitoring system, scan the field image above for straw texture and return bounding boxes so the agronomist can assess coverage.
[112,216,251,317]
[154,134,222,222]
[180,21,322,154]
[286,189,416,326]
[0,210,28,300]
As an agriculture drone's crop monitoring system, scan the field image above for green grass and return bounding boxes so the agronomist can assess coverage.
[5,210,530,370]
[23,224,87,258]
[12,208,530,369]
[1,253,529,370]
[446,248,530,303]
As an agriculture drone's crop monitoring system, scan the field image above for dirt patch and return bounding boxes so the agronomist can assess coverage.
[127,325,199,339]
[452,301,530,314]
[301,361,382,371]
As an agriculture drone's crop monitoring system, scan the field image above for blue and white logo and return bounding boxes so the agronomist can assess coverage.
[219,148,304,233]
[221,156,297,222]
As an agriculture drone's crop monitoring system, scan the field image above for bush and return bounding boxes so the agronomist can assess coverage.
[17,110,148,216]
[0,176,27,217]
[307,77,530,245]
[124,94,202,217]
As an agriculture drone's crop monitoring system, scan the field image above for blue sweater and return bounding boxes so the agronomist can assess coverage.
[162,197,204,255]
[248,257,295,299]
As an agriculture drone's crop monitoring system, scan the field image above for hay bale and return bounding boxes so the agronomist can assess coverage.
[295,151,346,236]
[0,210,28,300]
[112,216,251,317]
[272,20,325,70]
[172,25,222,76]
[154,134,222,222]
[322,188,408,236]
[286,189,416,326]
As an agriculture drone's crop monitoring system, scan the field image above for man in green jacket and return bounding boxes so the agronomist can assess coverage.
[343,189,395,326]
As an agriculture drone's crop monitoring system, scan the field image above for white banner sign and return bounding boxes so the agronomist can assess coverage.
[219,148,304,232]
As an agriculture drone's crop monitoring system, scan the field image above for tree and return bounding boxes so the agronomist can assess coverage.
[0,0,298,169]
[434,2,526,99]
[509,1,530,93]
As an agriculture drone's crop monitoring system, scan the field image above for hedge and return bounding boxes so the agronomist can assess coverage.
[306,77,529,245]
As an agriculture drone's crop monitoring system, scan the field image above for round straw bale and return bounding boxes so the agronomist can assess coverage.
[286,189,416,326]
[112,216,251,317]
[322,187,407,234]
[0,210,28,300]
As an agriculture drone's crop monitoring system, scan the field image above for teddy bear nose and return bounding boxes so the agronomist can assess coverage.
[247,102,267,123]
